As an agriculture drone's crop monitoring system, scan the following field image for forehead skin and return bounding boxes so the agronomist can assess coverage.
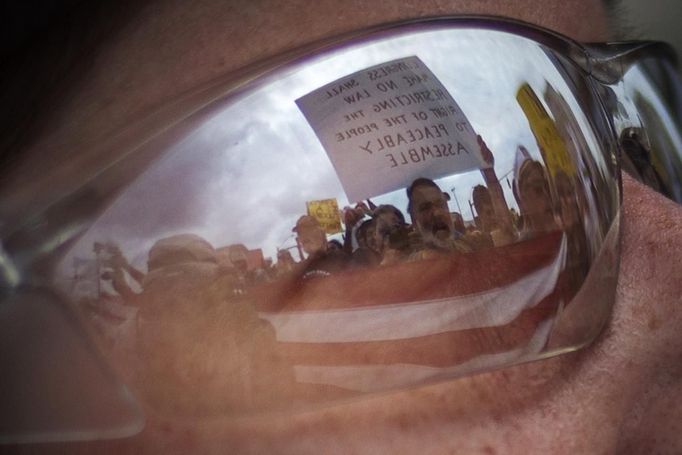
[9,1,682,454]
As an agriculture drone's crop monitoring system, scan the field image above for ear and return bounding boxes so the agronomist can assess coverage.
[442,192,451,201]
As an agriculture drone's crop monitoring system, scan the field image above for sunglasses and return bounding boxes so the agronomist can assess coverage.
[2,15,681,442]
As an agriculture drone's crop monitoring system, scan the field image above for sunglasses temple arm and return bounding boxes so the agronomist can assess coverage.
[583,41,678,84]
[588,41,682,201]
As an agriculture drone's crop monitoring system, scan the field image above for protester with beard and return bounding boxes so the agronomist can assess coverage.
[407,178,472,259]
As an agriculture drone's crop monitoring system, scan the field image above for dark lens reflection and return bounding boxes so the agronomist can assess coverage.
[52,28,621,417]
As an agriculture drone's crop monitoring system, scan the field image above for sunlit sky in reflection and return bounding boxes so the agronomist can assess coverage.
[60,27,602,272]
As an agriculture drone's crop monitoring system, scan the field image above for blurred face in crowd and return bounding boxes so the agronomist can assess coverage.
[518,162,555,226]
[355,220,373,249]
[364,219,379,253]
[277,250,294,266]
[374,209,404,252]
[7,0,682,453]
[555,171,581,229]
[410,184,454,248]
[297,226,326,256]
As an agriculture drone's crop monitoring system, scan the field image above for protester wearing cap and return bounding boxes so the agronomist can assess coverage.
[293,215,327,257]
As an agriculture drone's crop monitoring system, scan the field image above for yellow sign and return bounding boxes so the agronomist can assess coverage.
[516,83,575,177]
[306,199,342,234]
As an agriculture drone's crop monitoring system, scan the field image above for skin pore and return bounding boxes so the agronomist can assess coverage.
[5,0,682,453]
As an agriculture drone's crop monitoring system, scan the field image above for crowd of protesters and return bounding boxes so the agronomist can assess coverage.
[283,165,587,283]
[77,149,592,416]
[93,151,588,301]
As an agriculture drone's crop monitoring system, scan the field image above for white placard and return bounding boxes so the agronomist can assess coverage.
[296,56,489,202]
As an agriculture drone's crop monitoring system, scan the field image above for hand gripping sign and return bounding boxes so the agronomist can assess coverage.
[296,56,490,202]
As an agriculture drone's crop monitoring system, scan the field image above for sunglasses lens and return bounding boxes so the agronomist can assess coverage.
[24,26,625,417]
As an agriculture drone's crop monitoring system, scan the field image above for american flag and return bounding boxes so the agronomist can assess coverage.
[255,232,568,395]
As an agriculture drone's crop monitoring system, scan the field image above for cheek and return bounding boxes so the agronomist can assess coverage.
[615,176,682,365]
[618,176,682,334]
[591,175,682,452]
